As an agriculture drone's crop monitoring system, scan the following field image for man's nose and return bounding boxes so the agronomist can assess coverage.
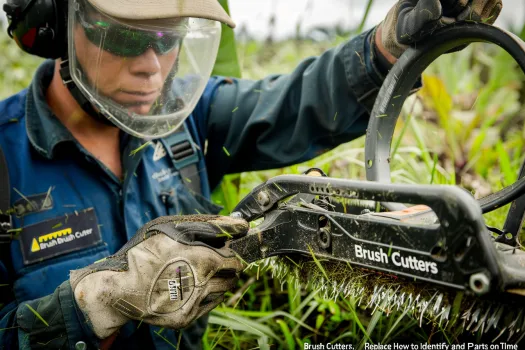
[128,47,161,76]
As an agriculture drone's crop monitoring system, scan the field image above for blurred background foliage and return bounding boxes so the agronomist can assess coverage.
[1,1,525,348]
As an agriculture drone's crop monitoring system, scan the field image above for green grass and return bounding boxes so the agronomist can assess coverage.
[0,34,43,98]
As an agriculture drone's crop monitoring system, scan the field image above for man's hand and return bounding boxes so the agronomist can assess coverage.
[69,215,248,339]
[377,0,503,61]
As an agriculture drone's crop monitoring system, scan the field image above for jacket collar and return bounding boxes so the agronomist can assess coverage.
[25,60,75,159]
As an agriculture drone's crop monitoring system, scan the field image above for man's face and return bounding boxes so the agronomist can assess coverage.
[73,19,180,115]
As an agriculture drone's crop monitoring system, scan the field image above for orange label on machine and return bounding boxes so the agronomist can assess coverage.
[371,205,434,223]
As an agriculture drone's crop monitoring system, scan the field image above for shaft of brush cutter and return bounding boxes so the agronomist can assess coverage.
[228,175,525,297]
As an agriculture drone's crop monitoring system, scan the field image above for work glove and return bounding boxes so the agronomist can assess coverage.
[70,215,248,339]
[380,0,503,58]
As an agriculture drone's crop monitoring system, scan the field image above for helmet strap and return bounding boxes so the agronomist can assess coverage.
[59,56,116,127]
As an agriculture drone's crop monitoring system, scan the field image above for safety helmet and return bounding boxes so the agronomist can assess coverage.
[4,0,235,139]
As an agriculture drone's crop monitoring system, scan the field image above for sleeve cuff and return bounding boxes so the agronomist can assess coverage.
[60,280,102,349]
[343,26,388,112]
[16,280,101,349]
[370,26,395,77]
[343,26,422,112]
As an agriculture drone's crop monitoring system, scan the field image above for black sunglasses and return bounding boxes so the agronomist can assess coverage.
[77,8,184,57]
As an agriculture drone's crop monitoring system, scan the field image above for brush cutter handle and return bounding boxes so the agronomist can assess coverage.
[365,22,525,212]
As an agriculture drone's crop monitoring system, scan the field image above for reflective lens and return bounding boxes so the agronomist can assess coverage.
[77,11,183,57]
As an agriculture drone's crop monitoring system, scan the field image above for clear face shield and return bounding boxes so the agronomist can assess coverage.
[67,0,222,139]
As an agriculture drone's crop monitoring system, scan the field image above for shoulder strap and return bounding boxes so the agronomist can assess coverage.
[162,125,202,195]
[0,147,12,243]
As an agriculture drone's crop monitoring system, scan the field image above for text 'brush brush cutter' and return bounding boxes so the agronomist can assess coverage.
[227,22,525,343]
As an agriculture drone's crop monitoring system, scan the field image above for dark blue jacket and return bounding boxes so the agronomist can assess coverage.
[0,28,386,349]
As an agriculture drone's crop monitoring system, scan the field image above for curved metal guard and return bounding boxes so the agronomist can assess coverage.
[365,22,525,212]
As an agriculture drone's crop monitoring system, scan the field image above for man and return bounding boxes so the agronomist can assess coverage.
[0,0,501,348]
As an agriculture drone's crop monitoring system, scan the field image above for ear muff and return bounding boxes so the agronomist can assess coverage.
[3,0,114,126]
[3,0,67,59]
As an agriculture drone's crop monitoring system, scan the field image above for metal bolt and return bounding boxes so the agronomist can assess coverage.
[318,227,331,249]
[469,272,491,295]
[430,245,447,263]
[230,211,243,219]
[360,209,371,215]
[75,341,87,350]
[257,191,270,206]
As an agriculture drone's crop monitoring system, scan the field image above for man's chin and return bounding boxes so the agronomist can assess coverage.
[126,104,153,115]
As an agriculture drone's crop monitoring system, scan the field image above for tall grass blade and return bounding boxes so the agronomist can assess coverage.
[392,112,413,160]
[209,311,284,346]
[357,0,374,34]
[358,309,382,350]
[342,298,373,344]
[381,310,409,343]
[25,304,48,327]
[430,153,439,184]
[212,0,241,78]
[496,140,516,186]
[276,319,296,350]
[258,336,270,350]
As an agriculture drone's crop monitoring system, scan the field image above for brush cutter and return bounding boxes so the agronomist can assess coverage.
[227,22,525,342]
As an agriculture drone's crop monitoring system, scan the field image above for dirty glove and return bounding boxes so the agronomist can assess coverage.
[381,0,503,58]
[70,215,248,339]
